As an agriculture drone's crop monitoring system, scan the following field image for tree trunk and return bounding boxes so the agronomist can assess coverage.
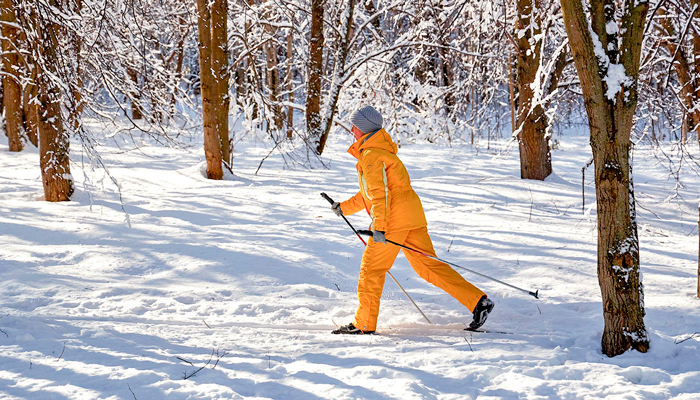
[561,0,649,357]
[515,0,552,180]
[657,6,699,145]
[196,0,223,179]
[286,31,294,139]
[36,0,73,202]
[210,0,230,167]
[363,0,380,29]
[169,15,187,114]
[509,53,516,134]
[127,67,143,120]
[692,0,700,145]
[264,0,283,131]
[2,0,23,152]
[306,0,324,148]
[71,0,83,130]
[23,61,39,147]
[265,36,281,130]
[316,0,356,155]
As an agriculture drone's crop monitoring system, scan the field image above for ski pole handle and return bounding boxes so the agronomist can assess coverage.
[320,192,334,205]
[358,230,373,236]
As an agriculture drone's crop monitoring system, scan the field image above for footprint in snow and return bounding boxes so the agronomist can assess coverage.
[175,296,196,305]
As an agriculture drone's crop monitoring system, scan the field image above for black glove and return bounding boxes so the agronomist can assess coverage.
[372,230,386,244]
[332,202,343,217]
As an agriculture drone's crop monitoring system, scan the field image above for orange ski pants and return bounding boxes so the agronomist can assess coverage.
[353,227,485,332]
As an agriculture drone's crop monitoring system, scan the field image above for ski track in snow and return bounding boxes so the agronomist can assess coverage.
[1,128,699,399]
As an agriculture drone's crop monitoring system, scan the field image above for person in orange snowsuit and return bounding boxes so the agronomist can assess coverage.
[331,105,494,334]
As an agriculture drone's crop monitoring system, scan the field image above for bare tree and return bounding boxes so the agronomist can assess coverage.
[285,29,294,139]
[127,67,144,120]
[33,0,74,201]
[2,0,23,152]
[560,0,649,356]
[513,0,568,180]
[19,17,37,147]
[306,0,325,150]
[22,55,38,147]
[655,1,700,144]
[315,0,356,155]
[211,0,230,167]
[264,0,283,130]
[196,0,226,179]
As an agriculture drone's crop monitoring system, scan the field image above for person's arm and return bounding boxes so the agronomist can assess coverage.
[340,191,365,215]
[360,151,390,231]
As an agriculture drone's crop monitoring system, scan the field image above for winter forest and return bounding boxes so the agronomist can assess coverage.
[1,0,699,398]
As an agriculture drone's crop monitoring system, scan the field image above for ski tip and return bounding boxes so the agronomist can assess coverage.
[530,290,539,299]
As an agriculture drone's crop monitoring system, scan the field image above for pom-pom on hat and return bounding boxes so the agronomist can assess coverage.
[350,105,383,135]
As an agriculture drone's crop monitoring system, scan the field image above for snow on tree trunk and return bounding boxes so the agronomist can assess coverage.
[36,1,73,202]
[306,0,324,152]
[70,0,84,131]
[515,0,552,181]
[2,0,24,152]
[561,0,649,357]
[22,60,38,147]
[196,0,224,179]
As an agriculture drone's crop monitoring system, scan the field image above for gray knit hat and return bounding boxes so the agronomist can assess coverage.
[350,105,383,134]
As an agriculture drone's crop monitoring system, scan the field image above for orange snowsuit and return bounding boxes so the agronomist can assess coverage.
[340,129,485,332]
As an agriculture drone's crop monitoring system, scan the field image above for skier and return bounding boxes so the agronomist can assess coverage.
[331,105,494,334]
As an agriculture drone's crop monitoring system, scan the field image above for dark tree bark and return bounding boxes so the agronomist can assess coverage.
[23,60,39,147]
[36,0,73,201]
[285,31,294,139]
[196,0,224,179]
[363,0,380,29]
[306,0,324,148]
[210,0,230,166]
[514,0,554,181]
[561,0,649,357]
[264,0,283,131]
[127,67,143,120]
[2,0,23,152]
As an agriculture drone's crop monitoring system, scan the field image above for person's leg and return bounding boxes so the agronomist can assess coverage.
[352,230,409,332]
[402,227,485,312]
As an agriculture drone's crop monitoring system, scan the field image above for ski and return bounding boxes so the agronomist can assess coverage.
[464,328,513,335]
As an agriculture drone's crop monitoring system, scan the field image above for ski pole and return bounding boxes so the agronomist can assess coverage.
[320,192,432,324]
[357,230,540,299]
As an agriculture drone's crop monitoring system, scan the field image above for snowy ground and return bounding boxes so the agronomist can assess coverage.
[1,125,699,399]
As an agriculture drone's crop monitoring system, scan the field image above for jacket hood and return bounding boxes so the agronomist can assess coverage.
[347,129,398,159]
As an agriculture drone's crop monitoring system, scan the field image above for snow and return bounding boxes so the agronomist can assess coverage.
[606,21,618,35]
[604,63,633,103]
[588,23,632,103]
[1,126,699,399]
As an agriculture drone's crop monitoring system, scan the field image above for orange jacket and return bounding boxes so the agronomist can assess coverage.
[340,129,427,232]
